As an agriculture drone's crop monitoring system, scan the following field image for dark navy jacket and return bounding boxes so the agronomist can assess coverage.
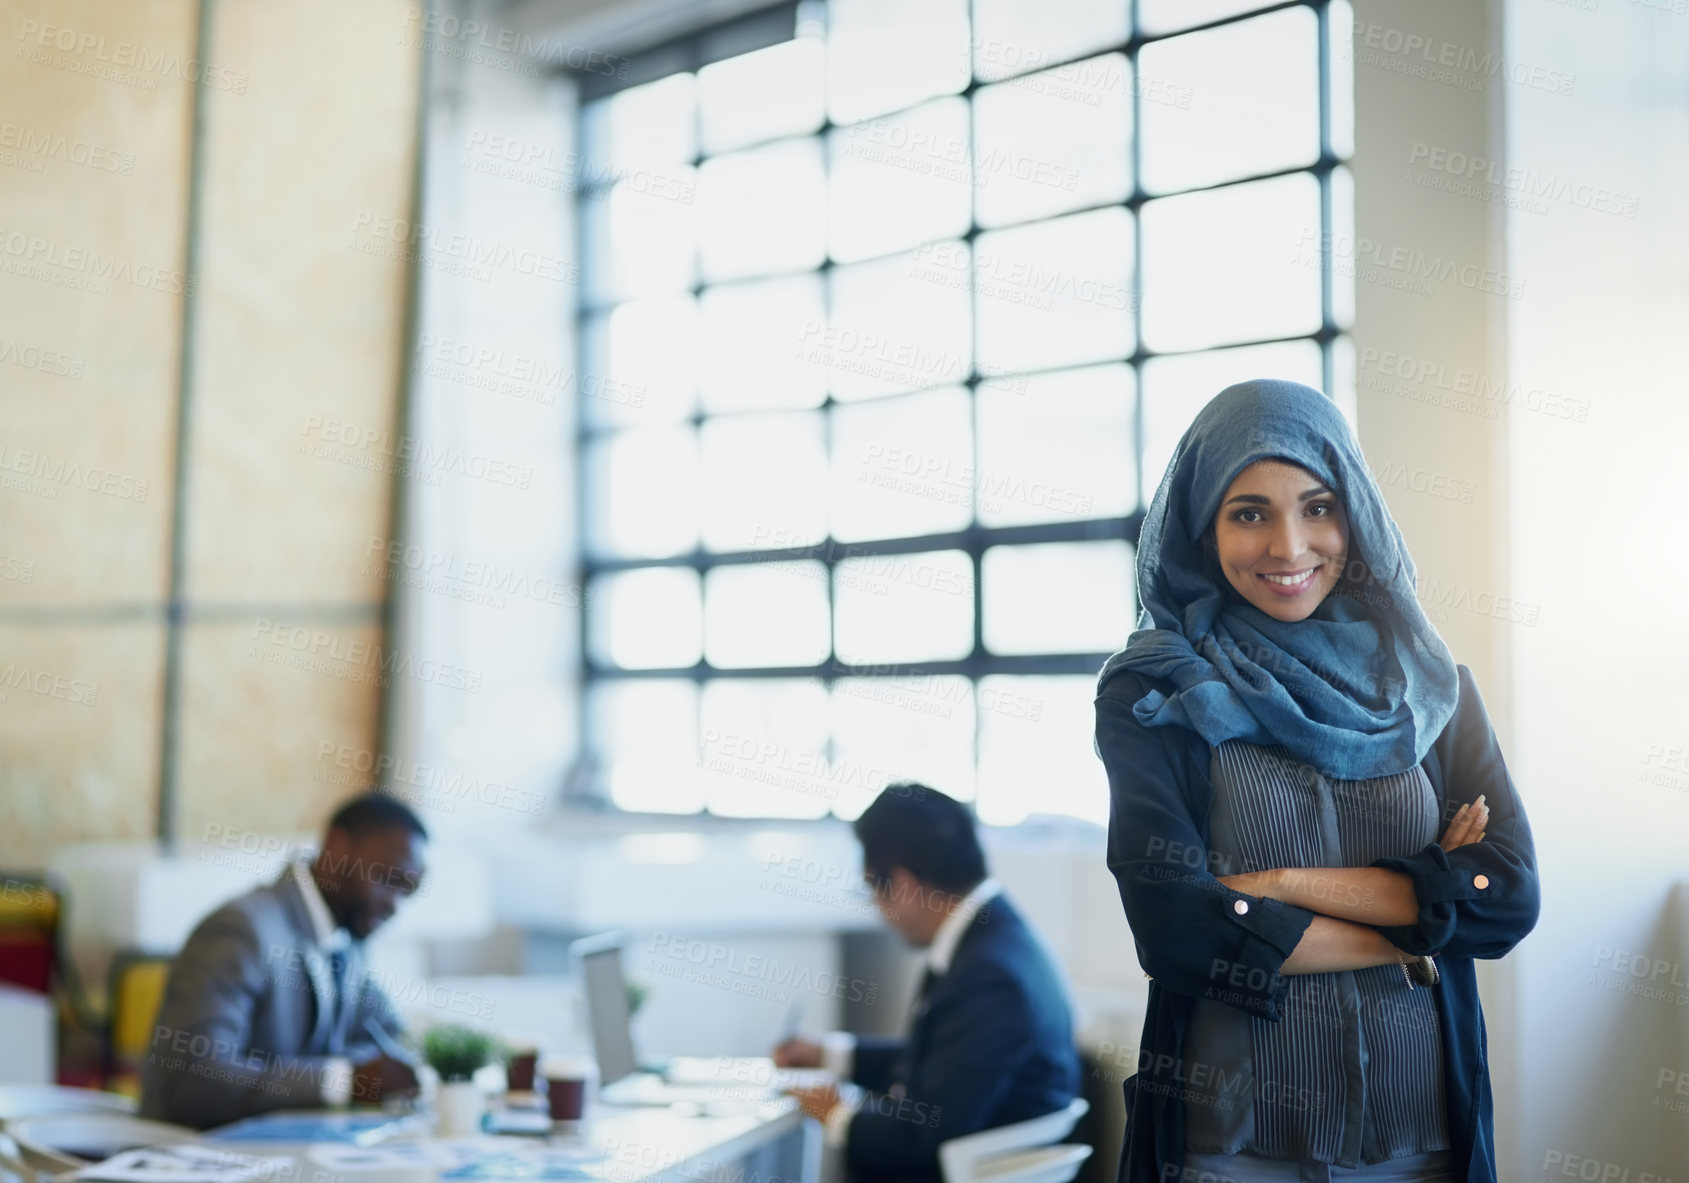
[1095,664,1539,1183]
[846,893,1080,1183]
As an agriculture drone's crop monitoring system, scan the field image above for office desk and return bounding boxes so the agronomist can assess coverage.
[203,1102,817,1183]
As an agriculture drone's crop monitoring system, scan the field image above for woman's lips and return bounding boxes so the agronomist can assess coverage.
[1257,567,1319,596]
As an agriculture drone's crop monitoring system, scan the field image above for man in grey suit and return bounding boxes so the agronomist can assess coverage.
[141,792,429,1129]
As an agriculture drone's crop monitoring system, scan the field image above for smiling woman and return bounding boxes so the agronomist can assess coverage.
[1207,460,1350,621]
[1093,379,1540,1183]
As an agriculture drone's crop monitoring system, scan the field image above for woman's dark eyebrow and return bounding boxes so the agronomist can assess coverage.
[1223,485,1333,508]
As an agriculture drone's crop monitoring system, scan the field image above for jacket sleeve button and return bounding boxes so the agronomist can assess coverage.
[1233,899,1250,915]
[1473,874,1490,890]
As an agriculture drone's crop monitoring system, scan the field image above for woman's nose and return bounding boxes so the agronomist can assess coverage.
[1266,520,1304,560]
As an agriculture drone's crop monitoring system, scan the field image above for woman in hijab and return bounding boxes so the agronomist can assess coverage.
[1094,379,1539,1183]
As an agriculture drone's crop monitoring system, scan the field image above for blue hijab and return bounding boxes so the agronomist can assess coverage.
[1097,379,1459,780]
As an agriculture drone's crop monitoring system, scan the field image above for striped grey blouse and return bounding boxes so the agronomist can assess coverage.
[1182,740,1449,1166]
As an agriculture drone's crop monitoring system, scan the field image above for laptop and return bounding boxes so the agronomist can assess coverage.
[571,932,806,1107]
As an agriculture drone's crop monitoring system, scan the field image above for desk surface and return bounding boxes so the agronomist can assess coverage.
[203,1101,807,1183]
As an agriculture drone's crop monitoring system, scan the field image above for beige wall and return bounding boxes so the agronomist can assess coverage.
[0,0,421,865]
[1354,0,1689,1172]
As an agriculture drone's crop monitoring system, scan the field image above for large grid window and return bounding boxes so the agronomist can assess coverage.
[577,0,1356,825]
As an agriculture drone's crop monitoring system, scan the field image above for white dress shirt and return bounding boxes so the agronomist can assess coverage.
[291,861,355,1104]
[821,878,1003,1147]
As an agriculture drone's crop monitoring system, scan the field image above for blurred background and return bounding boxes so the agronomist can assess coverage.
[1,0,1686,1174]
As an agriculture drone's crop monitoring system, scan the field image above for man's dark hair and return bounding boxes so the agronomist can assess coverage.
[853,783,986,894]
[327,792,428,842]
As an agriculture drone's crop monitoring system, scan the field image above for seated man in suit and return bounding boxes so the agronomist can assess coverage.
[141,792,428,1128]
[776,783,1079,1183]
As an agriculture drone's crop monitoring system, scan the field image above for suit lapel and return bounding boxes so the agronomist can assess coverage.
[275,872,335,1053]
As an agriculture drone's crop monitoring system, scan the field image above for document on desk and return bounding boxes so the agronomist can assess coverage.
[74,1145,293,1183]
[203,1111,426,1145]
[309,1139,604,1176]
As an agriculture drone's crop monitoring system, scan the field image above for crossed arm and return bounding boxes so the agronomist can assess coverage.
[1217,797,1491,974]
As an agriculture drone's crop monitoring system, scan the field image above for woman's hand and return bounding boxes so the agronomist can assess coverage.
[1438,795,1489,851]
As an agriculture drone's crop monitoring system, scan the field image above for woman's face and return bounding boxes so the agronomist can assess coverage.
[1211,459,1349,623]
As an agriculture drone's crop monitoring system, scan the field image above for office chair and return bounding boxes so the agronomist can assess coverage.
[938,1098,1091,1183]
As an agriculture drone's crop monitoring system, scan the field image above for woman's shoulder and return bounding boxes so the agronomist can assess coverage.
[1095,665,1174,706]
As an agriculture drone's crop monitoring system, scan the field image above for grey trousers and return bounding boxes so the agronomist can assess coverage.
[1176,1149,1457,1183]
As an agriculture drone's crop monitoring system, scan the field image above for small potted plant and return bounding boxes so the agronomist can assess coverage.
[424,1024,498,1136]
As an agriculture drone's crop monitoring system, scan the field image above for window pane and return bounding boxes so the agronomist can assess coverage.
[592,680,702,814]
[976,676,1108,825]
[981,542,1134,654]
[699,274,827,413]
[828,0,971,124]
[972,0,1130,83]
[581,170,699,305]
[829,99,973,264]
[586,427,698,558]
[1139,8,1320,193]
[1328,0,1355,160]
[824,248,972,401]
[834,550,974,663]
[974,208,1134,376]
[703,562,831,668]
[699,412,828,552]
[974,55,1132,228]
[697,139,827,283]
[976,364,1135,526]
[1140,172,1322,353]
[699,679,832,818]
[698,36,826,155]
[1137,0,1279,37]
[589,568,702,669]
[830,677,977,818]
[831,388,974,542]
[582,296,697,429]
[580,73,696,175]
[1139,340,1325,504]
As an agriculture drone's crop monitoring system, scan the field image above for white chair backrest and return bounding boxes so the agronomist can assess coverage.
[938,1098,1090,1183]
